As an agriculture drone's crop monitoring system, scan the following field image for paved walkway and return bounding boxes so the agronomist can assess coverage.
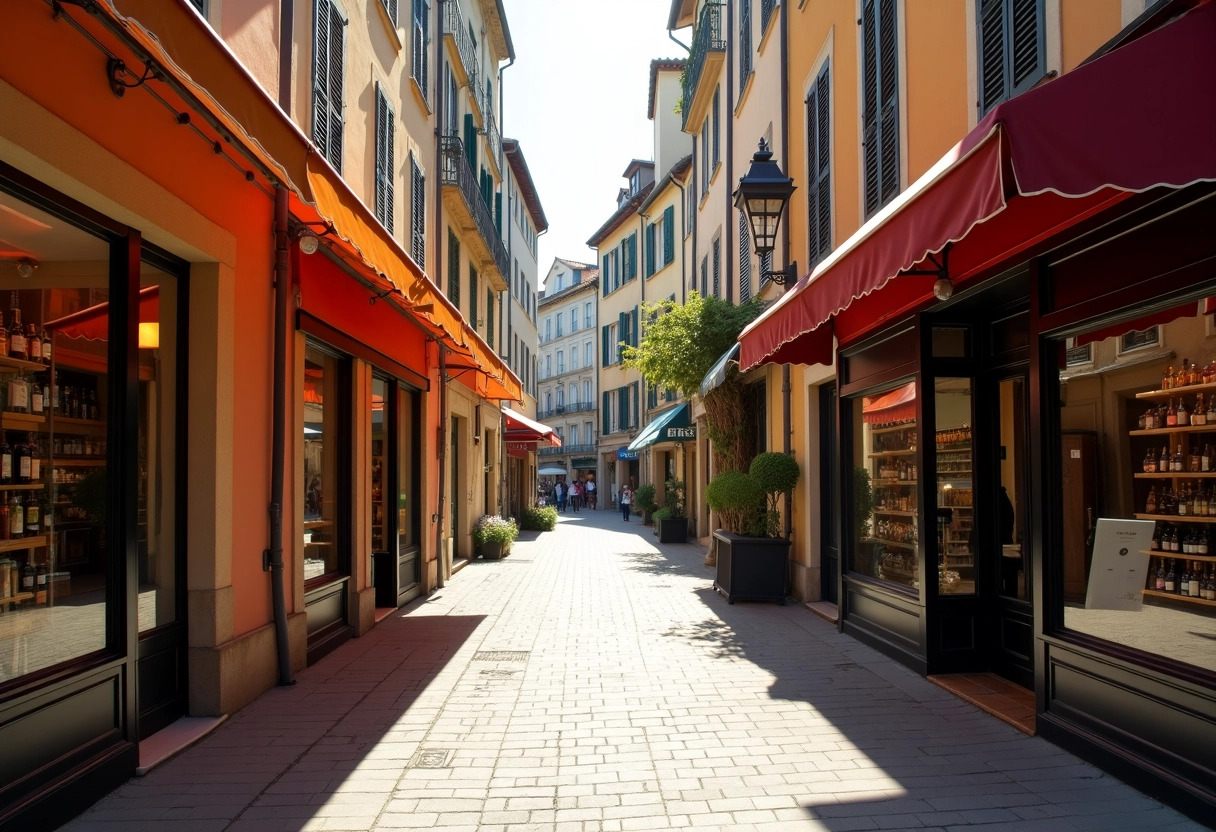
[64,511,1206,832]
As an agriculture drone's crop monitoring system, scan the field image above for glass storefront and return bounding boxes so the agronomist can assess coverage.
[303,345,344,584]
[1055,307,1216,674]
[934,378,974,595]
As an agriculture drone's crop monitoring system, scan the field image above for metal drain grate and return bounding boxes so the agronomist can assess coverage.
[473,650,530,662]
[411,749,454,769]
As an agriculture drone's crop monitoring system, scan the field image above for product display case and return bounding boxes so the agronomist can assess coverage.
[936,425,974,593]
[864,419,920,589]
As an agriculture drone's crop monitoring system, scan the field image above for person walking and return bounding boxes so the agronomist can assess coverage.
[554,480,565,513]
[570,480,582,512]
[586,478,596,510]
[619,484,632,521]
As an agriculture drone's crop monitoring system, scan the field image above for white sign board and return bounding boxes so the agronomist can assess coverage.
[1085,518,1155,611]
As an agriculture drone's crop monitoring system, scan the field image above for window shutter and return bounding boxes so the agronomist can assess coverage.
[411,0,429,99]
[712,87,721,168]
[325,1,344,172]
[861,0,879,216]
[1010,0,1045,94]
[469,266,478,326]
[645,224,656,276]
[312,1,330,161]
[712,238,720,297]
[602,256,609,295]
[618,311,628,357]
[862,0,898,217]
[631,306,639,348]
[602,392,610,435]
[877,0,899,209]
[663,205,675,264]
[977,0,1006,114]
[447,230,460,309]
[648,385,657,409]
[411,155,426,265]
[618,386,628,430]
[739,0,752,86]
[631,382,639,428]
[463,113,476,171]
[738,211,752,303]
[601,325,609,366]
[807,63,832,267]
[374,87,394,234]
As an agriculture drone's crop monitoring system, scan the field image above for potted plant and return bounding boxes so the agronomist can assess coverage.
[472,514,518,559]
[707,453,800,605]
[655,477,688,543]
[633,483,658,525]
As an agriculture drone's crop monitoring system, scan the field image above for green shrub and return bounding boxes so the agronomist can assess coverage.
[652,507,672,523]
[633,483,658,513]
[473,515,519,546]
[749,452,801,537]
[662,478,686,518]
[521,505,557,531]
[705,470,763,535]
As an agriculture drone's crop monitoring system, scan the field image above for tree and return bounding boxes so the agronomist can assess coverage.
[621,291,764,472]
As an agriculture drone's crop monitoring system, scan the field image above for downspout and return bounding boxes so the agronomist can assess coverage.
[674,176,687,305]
[278,0,294,112]
[434,0,448,589]
[725,0,735,304]
[779,0,793,543]
[269,185,293,686]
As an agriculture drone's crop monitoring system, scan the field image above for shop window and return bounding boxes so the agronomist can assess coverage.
[1057,307,1214,674]
[850,380,919,589]
[303,345,347,586]
[935,379,975,595]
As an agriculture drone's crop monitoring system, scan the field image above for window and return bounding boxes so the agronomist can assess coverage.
[701,119,710,196]
[571,306,579,331]
[469,264,478,328]
[304,344,347,586]
[312,0,345,172]
[379,0,397,26]
[544,317,551,341]
[583,380,591,403]
[861,0,900,217]
[700,256,708,297]
[486,290,494,346]
[585,301,593,326]
[1119,326,1161,354]
[545,354,552,378]
[623,233,638,282]
[1065,340,1093,367]
[977,0,1045,115]
[570,384,579,405]
[807,62,832,267]
[188,0,208,16]
[570,348,579,372]
[411,0,429,100]
[374,85,394,234]
[662,205,675,265]
[761,0,776,32]
[555,314,563,338]
[447,229,460,309]
[740,0,752,87]
[584,340,593,368]
[571,424,580,445]
[557,350,565,374]
[556,388,565,408]
[607,323,619,365]
[645,221,656,278]
[410,154,425,265]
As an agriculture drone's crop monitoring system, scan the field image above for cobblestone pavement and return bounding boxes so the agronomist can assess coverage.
[64,510,1207,832]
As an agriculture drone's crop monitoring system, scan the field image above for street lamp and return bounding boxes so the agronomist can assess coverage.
[733,139,798,286]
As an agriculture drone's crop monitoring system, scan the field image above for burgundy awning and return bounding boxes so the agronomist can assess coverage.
[503,407,561,448]
[738,1,1216,371]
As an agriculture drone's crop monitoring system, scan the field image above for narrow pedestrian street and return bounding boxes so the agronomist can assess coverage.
[65,512,1203,832]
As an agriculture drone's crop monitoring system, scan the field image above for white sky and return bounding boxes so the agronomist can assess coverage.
[499,0,688,284]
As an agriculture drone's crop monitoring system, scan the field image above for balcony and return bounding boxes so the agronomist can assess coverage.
[539,443,596,457]
[441,135,508,290]
[681,3,726,131]
[537,402,595,420]
[482,91,502,178]
[443,1,482,125]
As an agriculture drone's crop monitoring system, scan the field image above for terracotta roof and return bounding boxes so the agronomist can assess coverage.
[556,257,595,270]
[648,58,686,120]
[639,154,694,214]
[585,182,655,248]
[538,272,600,307]
[503,139,548,232]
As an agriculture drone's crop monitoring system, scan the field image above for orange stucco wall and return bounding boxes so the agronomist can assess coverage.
[1061,0,1123,71]
[903,2,970,179]
[1,2,277,636]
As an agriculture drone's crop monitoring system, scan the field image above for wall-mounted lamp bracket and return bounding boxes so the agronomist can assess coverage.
[369,286,394,306]
[107,57,159,99]
[762,260,800,287]
[900,242,953,280]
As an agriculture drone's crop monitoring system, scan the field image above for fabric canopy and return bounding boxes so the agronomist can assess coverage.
[738,1,1216,372]
[699,343,739,397]
[862,382,916,425]
[503,408,561,447]
[628,403,693,450]
[46,285,159,339]
[538,466,568,476]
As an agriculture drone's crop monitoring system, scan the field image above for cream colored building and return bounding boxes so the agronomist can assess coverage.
[502,139,545,417]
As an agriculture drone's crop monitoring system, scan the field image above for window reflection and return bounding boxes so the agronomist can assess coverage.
[935,378,975,595]
[303,347,340,583]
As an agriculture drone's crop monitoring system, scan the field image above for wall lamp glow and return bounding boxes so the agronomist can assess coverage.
[15,257,39,279]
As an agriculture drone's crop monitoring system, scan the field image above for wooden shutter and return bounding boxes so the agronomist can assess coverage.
[312,0,344,171]
[469,265,478,327]
[602,392,610,435]
[631,306,639,347]
[977,0,1006,114]
[325,1,344,172]
[712,87,721,167]
[601,325,609,366]
[807,63,831,266]
[631,382,639,428]
[374,86,394,234]
[877,0,899,209]
[383,0,397,26]
[602,256,610,296]
[739,0,752,86]
[662,205,675,264]
[712,238,720,297]
[618,311,628,358]
[487,291,494,346]
[463,114,476,171]
[447,230,460,308]
[411,155,426,265]
[738,212,751,303]
[862,0,898,217]
[618,387,629,430]
[645,223,656,276]
[411,0,429,101]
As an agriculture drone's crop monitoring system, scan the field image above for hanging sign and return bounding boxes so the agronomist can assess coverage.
[664,425,697,441]
[617,448,638,461]
[1085,518,1154,611]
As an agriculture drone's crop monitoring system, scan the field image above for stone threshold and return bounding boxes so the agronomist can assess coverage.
[928,672,1036,736]
[804,600,839,624]
[137,715,228,776]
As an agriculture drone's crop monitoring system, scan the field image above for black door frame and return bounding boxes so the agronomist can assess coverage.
[818,383,839,604]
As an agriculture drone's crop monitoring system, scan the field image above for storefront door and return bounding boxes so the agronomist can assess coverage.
[819,383,839,604]
[371,377,421,608]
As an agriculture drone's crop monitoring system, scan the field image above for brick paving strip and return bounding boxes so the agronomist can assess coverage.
[64,511,1207,832]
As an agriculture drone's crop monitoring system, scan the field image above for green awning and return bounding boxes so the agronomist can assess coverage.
[627,403,695,450]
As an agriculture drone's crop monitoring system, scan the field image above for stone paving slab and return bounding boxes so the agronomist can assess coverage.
[62,510,1208,831]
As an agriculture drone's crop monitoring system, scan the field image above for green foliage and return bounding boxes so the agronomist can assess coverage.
[705,469,764,535]
[521,505,557,531]
[620,292,765,400]
[750,452,800,497]
[633,483,658,513]
[473,515,519,546]
[662,478,686,518]
[75,469,107,527]
[854,466,874,543]
[652,507,673,523]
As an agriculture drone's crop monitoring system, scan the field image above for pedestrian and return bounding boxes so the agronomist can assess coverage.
[571,480,582,512]
[554,480,565,513]
[619,484,632,521]
[586,478,596,509]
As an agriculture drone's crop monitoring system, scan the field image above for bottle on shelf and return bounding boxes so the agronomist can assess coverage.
[8,492,23,540]
[1160,445,1170,473]
[1163,365,1174,390]
[6,370,27,414]
[26,324,40,366]
[21,559,34,594]
[1195,393,1207,426]
[1178,397,1190,426]
[1146,486,1158,514]
[8,293,26,362]
[1155,557,1166,590]
[1179,562,1192,596]
[25,495,39,536]
[1165,558,1177,592]
[1167,399,1178,427]
[1143,448,1157,473]
[0,311,8,359]
[34,560,46,602]
[16,439,30,485]
[1173,446,1185,472]
[29,373,43,415]
[39,325,51,364]
[0,437,11,486]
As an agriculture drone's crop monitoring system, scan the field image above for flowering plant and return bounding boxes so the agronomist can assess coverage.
[473,515,519,546]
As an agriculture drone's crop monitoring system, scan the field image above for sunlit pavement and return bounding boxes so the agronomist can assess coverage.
[64,510,1205,832]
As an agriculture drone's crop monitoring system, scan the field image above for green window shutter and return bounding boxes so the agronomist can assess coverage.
[631,381,639,428]
[602,391,610,435]
[487,290,494,346]
[645,224,656,277]
[602,324,610,366]
[602,256,610,296]
[663,205,675,264]
[618,386,628,430]
[630,234,638,279]
[447,229,461,309]
[463,113,476,171]
[618,311,628,359]
[495,191,503,236]
[631,306,639,348]
[469,265,478,327]
[647,385,657,409]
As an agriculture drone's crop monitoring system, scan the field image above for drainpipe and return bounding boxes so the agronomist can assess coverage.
[269,186,294,686]
[434,0,448,589]
[725,0,735,304]
[278,0,294,112]
[436,345,448,588]
[779,0,793,544]
[674,177,687,305]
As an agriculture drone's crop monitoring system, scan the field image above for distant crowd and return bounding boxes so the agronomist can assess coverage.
[538,477,596,512]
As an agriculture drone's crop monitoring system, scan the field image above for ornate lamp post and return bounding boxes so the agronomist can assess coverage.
[733,139,798,285]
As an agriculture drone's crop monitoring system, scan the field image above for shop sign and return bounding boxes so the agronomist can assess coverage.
[664,425,696,441]
[617,448,639,461]
[572,457,597,468]
[1085,518,1154,610]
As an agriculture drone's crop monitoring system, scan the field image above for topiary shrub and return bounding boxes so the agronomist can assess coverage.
[705,469,763,535]
[662,478,686,518]
[749,452,801,538]
[521,505,558,531]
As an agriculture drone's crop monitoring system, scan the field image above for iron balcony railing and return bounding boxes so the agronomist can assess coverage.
[537,402,595,420]
[440,135,509,279]
[682,3,726,129]
[761,0,776,33]
[539,443,596,456]
[483,91,502,172]
[443,0,481,121]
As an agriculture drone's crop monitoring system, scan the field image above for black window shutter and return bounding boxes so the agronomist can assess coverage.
[312,0,330,160]
[631,306,639,348]
[374,87,394,234]
[862,0,898,216]
[738,212,751,303]
[602,392,610,435]
[740,0,752,86]
[447,230,460,308]
[861,0,879,215]
[631,381,639,427]
[712,238,720,297]
[808,63,832,266]
[325,1,344,172]
[487,291,494,346]
[663,205,675,264]
[977,0,1006,114]
[411,156,425,265]
[469,265,478,327]
[877,0,899,208]
[619,386,628,431]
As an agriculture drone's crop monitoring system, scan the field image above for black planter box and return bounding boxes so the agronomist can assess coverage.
[713,531,789,604]
[657,517,688,543]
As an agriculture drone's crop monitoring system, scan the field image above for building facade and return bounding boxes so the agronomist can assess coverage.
[537,259,599,488]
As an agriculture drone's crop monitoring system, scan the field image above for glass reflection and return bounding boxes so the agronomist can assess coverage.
[935,378,975,595]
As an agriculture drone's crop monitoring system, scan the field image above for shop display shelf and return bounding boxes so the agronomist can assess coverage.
[869,423,916,436]
[1136,380,1216,400]
[867,449,916,458]
[1135,513,1216,524]
[874,509,916,517]
[0,355,48,374]
[1142,589,1216,607]
[873,478,917,486]
[1141,550,1216,563]
[0,484,44,492]
[0,535,48,554]
[871,537,916,549]
[1130,423,1216,436]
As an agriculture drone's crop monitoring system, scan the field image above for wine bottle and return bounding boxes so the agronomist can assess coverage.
[8,295,26,362]
[1189,562,1202,597]
[9,493,23,540]
[1143,448,1157,473]
[1155,558,1166,590]
[1146,485,1158,514]
[26,323,40,365]
[1178,397,1190,426]
[1195,394,1207,426]
[17,439,30,484]
[1167,398,1178,427]
[1165,559,1177,591]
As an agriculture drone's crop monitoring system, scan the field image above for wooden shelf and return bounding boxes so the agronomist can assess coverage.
[303,519,331,530]
[49,416,105,435]
[873,479,918,486]
[1142,589,1216,607]
[1136,381,1216,400]
[1142,550,1216,563]
[0,534,48,553]
[936,443,971,451]
[870,423,916,436]
[867,449,916,458]
[1,591,35,606]
[53,458,105,467]
[1134,472,1216,478]
[1135,513,1216,524]
[1130,423,1216,436]
[874,509,916,516]
[0,483,44,492]
[938,470,972,476]
[0,354,48,374]
[0,412,45,430]
[871,537,916,549]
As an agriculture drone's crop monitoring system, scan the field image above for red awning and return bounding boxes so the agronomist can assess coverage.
[738,1,1216,372]
[503,408,561,448]
[862,381,916,425]
[45,285,159,340]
